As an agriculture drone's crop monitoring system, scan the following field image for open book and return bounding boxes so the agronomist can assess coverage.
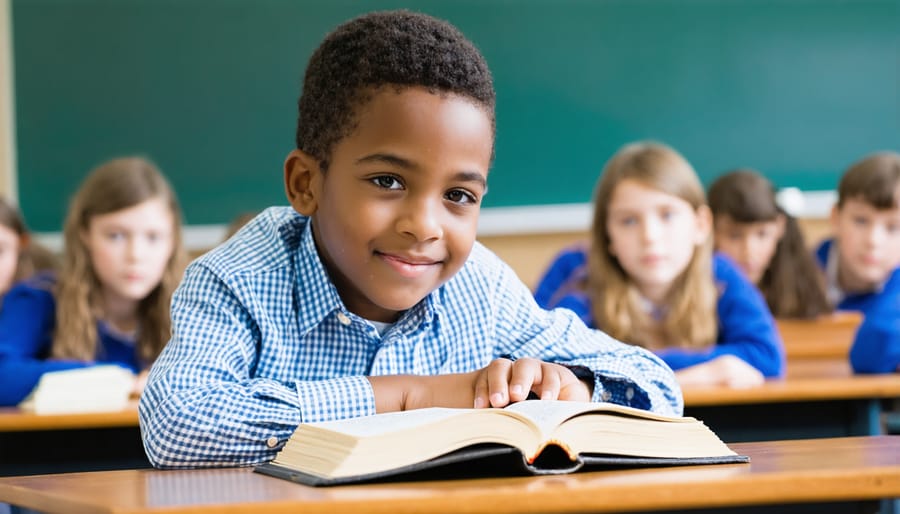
[255,400,748,486]
[18,365,136,414]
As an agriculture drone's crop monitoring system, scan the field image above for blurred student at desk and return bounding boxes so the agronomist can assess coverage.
[707,169,832,320]
[815,151,900,374]
[0,197,57,304]
[535,142,784,389]
[0,157,188,407]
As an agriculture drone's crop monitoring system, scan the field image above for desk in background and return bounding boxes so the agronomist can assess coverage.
[683,363,900,442]
[0,436,898,514]
[0,402,146,476]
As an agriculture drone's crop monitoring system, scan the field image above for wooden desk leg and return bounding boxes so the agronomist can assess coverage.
[851,399,884,436]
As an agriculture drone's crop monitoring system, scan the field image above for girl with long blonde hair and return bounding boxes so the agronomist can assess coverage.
[535,142,784,387]
[0,157,187,405]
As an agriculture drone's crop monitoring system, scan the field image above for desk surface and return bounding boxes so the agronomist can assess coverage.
[682,371,900,407]
[0,436,898,514]
[777,311,861,360]
[0,401,139,432]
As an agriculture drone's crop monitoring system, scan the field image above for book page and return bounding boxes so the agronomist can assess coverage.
[505,400,691,439]
[310,408,478,438]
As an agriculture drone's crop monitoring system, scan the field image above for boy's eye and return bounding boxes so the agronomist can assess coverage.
[371,175,403,190]
[852,216,869,227]
[619,216,637,226]
[660,209,675,221]
[445,189,477,205]
[106,231,126,241]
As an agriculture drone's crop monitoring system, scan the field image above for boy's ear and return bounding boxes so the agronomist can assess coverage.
[284,149,322,216]
[694,205,713,245]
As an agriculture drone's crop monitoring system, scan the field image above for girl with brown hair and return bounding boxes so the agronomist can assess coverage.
[0,157,188,405]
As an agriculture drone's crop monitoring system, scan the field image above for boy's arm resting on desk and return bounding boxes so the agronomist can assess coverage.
[139,264,377,469]
[657,256,785,379]
[0,282,91,406]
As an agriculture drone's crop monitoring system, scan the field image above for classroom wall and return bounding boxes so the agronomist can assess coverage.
[10,0,900,233]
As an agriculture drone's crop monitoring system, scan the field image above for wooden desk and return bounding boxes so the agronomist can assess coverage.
[0,402,146,477]
[0,436,897,514]
[778,311,862,360]
[683,369,900,442]
[0,401,139,432]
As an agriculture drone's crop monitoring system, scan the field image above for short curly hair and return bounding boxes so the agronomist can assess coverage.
[296,10,496,170]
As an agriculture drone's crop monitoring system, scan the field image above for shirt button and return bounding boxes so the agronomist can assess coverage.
[625,387,634,401]
[266,436,279,448]
[600,390,611,402]
[336,312,351,326]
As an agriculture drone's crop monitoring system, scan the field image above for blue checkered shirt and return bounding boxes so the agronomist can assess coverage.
[139,207,682,468]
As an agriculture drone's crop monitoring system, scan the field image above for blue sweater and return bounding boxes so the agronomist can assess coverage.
[816,239,900,374]
[0,274,142,406]
[534,247,785,377]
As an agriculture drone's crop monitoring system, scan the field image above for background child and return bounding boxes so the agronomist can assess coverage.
[707,169,831,319]
[0,156,187,406]
[816,151,900,373]
[0,197,57,301]
[535,142,784,388]
[139,10,681,469]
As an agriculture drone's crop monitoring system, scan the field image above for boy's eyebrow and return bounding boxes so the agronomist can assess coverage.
[356,153,487,189]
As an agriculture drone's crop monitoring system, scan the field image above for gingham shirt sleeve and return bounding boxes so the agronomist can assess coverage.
[138,262,376,469]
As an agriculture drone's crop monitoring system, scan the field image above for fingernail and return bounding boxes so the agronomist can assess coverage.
[511,384,523,397]
[474,397,486,409]
[490,392,504,406]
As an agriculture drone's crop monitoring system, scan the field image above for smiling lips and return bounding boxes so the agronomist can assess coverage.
[377,252,442,278]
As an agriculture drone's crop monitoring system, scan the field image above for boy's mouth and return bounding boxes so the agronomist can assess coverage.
[375,251,442,278]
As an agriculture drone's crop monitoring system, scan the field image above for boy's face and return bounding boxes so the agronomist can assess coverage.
[831,196,900,293]
[286,87,493,322]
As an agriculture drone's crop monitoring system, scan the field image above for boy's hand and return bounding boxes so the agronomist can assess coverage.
[368,358,594,413]
[473,357,592,408]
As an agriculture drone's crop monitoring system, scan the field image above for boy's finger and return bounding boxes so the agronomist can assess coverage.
[508,358,540,402]
[538,368,561,400]
[487,359,513,407]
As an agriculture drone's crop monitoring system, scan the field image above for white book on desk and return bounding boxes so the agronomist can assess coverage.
[18,365,135,414]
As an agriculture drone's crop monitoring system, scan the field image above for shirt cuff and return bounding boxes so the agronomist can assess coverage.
[295,376,376,423]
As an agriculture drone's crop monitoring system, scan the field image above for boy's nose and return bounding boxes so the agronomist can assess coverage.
[396,200,443,242]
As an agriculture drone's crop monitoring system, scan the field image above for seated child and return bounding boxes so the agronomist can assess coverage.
[0,157,188,405]
[707,169,831,318]
[535,142,784,388]
[139,10,682,469]
[815,151,900,373]
[0,197,57,302]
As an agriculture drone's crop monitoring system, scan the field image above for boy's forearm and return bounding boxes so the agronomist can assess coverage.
[368,373,477,413]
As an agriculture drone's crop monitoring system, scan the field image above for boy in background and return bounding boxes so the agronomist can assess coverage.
[816,151,900,373]
[139,10,681,468]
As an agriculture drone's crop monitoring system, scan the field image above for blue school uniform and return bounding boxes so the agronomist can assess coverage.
[0,273,141,406]
[534,246,785,378]
[139,207,682,468]
[816,239,900,373]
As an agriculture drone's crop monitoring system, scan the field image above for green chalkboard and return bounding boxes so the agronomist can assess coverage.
[13,0,900,231]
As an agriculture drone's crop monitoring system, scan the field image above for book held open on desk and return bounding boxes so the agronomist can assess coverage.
[254,400,748,486]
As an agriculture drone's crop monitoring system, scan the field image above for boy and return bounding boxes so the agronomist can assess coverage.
[816,151,900,373]
[139,10,681,468]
